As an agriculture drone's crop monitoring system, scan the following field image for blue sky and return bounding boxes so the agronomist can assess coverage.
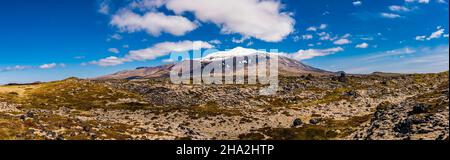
[0,0,449,84]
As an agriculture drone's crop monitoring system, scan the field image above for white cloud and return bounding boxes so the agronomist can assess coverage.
[360,36,374,41]
[209,39,222,45]
[416,28,447,41]
[427,28,445,40]
[317,32,343,41]
[389,5,411,12]
[126,41,213,61]
[345,46,449,74]
[353,1,362,6]
[165,0,295,42]
[39,63,57,69]
[111,10,198,36]
[356,42,369,48]
[302,34,313,40]
[287,47,344,61]
[123,45,130,49]
[111,34,122,40]
[362,48,416,61]
[91,40,214,66]
[405,0,430,3]
[381,13,401,18]
[307,27,317,31]
[0,65,31,72]
[341,33,351,39]
[319,24,328,30]
[307,24,327,31]
[232,37,249,44]
[129,0,167,10]
[98,0,111,15]
[415,35,426,41]
[108,48,120,54]
[444,34,449,38]
[90,56,125,67]
[334,39,352,45]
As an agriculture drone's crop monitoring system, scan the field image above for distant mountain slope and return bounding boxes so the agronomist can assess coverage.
[95,47,333,80]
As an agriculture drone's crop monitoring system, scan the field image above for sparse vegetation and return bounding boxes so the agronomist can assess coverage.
[0,72,448,140]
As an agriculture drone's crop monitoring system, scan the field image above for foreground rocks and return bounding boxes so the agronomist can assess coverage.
[351,86,449,140]
[0,72,448,140]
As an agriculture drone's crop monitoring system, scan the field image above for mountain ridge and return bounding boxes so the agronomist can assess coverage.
[95,47,334,80]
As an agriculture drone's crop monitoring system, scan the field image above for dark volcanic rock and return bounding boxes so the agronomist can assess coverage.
[309,118,320,125]
[410,104,428,115]
[394,119,412,134]
[292,118,303,127]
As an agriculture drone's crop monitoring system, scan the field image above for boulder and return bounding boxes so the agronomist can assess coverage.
[394,119,412,134]
[410,104,428,115]
[309,118,320,125]
[292,118,303,127]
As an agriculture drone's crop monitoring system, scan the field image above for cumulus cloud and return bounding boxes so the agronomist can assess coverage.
[126,41,213,61]
[39,63,57,69]
[287,47,344,61]
[90,56,125,67]
[129,0,167,10]
[165,0,295,42]
[91,40,214,66]
[111,10,198,36]
[356,42,369,48]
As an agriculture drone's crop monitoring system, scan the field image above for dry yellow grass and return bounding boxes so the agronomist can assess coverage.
[0,84,41,97]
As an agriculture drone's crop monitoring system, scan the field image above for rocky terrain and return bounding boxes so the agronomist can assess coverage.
[1,70,448,140]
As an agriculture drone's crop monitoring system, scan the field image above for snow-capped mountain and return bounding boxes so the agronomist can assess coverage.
[201,47,270,62]
[96,47,332,80]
